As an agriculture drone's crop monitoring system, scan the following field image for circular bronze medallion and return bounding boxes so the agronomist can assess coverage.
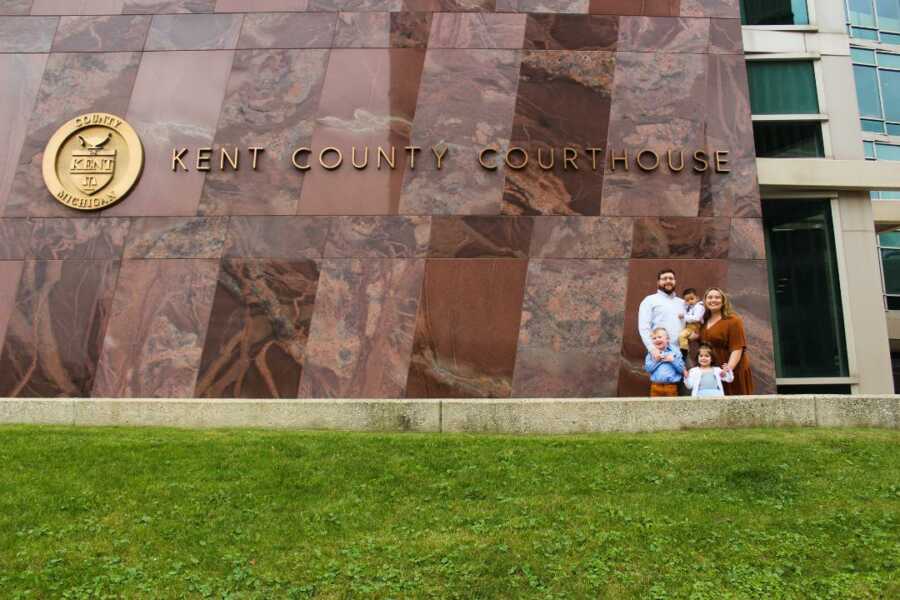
[42,113,143,211]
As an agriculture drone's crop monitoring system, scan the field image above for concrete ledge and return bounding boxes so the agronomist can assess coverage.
[0,396,896,434]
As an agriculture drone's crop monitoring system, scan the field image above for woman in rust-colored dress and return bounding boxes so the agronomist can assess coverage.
[697,287,754,395]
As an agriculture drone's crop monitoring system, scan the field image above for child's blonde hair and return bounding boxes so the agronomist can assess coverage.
[651,327,669,338]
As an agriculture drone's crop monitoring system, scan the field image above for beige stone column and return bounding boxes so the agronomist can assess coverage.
[835,191,894,393]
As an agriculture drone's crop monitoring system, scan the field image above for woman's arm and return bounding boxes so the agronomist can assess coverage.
[725,348,743,371]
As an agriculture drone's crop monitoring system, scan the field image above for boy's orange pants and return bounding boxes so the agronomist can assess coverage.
[649,383,679,397]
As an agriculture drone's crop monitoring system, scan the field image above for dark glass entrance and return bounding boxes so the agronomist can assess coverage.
[763,199,850,378]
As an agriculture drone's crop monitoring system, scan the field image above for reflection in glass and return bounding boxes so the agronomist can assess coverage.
[876,0,900,32]
[747,61,819,114]
[753,122,824,158]
[854,65,883,117]
[740,0,809,25]
[763,200,849,378]
[849,0,877,27]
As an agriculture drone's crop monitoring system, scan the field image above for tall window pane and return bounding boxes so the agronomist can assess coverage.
[877,0,900,32]
[881,247,900,295]
[753,122,824,157]
[740,0,809,25]
[854,65,883,117]
[849,0,877,27]
[880,69,900,121]
[764,200,849,378]
[747,61,819,114]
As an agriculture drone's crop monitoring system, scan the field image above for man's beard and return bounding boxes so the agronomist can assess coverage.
[658,283,675,294]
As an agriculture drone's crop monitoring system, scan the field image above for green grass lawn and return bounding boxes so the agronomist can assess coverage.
[0,427,897,599]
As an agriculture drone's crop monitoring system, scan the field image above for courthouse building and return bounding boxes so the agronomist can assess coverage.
[0,0,898,401]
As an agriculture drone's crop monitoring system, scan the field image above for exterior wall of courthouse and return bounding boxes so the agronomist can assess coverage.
[0,0,777,399]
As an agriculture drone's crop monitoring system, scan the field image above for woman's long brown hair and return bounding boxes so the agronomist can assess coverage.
[702,287,736,322]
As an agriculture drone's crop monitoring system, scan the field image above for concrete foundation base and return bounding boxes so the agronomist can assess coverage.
[0,395,897,434]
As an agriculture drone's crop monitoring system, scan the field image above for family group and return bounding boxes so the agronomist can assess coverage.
[639,269,754,398]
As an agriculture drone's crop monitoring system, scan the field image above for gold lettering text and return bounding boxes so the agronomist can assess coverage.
[291,147,311,170]
[171,148,188,172]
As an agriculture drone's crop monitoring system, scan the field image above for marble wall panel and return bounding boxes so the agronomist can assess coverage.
[529,215,631,258]
[299,258,423,398]
[31,0,125,15]
[618,16,708,53]
[502,50,614,215]
[52,16,151,52]
[631,216,730,258]
[429,13,526,49]
[589,3,688,17]
[523,14,616,49]
[601,51,706,217]
[512,258,627,397]
[123,216,228,258]
[0,53,46,214]
[108,50,233,217]
[194,259,319,398]
[92,259,218,398]
[332,12,432,48]
[299,49,425,215]
[30,217,130,259]
[310,0,401,10]
[0,219,33,259]
[145,13,241,51]
[0,259,119,397]
[334,12,390,47]
[391,11,432,47]
[237,13,336,49]
[323,216,430,257]
[709,17,740,53]
[0,16,57,52]
[1,1,32,15]
[406,259,527,397]
[0,261,24,352]
[726,259,775,394]
[216,0,307,11]
[402,0,495,10]
[199,49,329,215]
[123,0,216,13]
[428,215,532,258]
[728,218,764,260]
[499,0,589,13]
[617,257,726,396]
[223,216,330,258]
[680,0,738,18]
[399,49,520,215]
[702,53,759,217]
[5,52,141,218]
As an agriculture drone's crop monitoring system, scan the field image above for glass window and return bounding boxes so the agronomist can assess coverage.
[740,0,809,25]
[764,200,849,378]
[852,47,877,64]
[854,65,883,117]
[851,26,880,40]
[865,140,877,158]
[880,70,900,120]
[862,118,886,132]
[877,51,900,67]
[849,0,877,27]
[876,142,900,159]
[887,123,900,134]
[877,0,900,32]
[882,31,900,43]
[753,122,824,157]
[747,61,819,114]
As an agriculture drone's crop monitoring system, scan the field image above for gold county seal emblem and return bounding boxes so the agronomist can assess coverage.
[42,113,143,211]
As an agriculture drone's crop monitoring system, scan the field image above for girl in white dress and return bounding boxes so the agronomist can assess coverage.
[685,344,734,398]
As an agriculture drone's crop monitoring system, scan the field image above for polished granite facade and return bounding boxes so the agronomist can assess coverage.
[0,0,775,398]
